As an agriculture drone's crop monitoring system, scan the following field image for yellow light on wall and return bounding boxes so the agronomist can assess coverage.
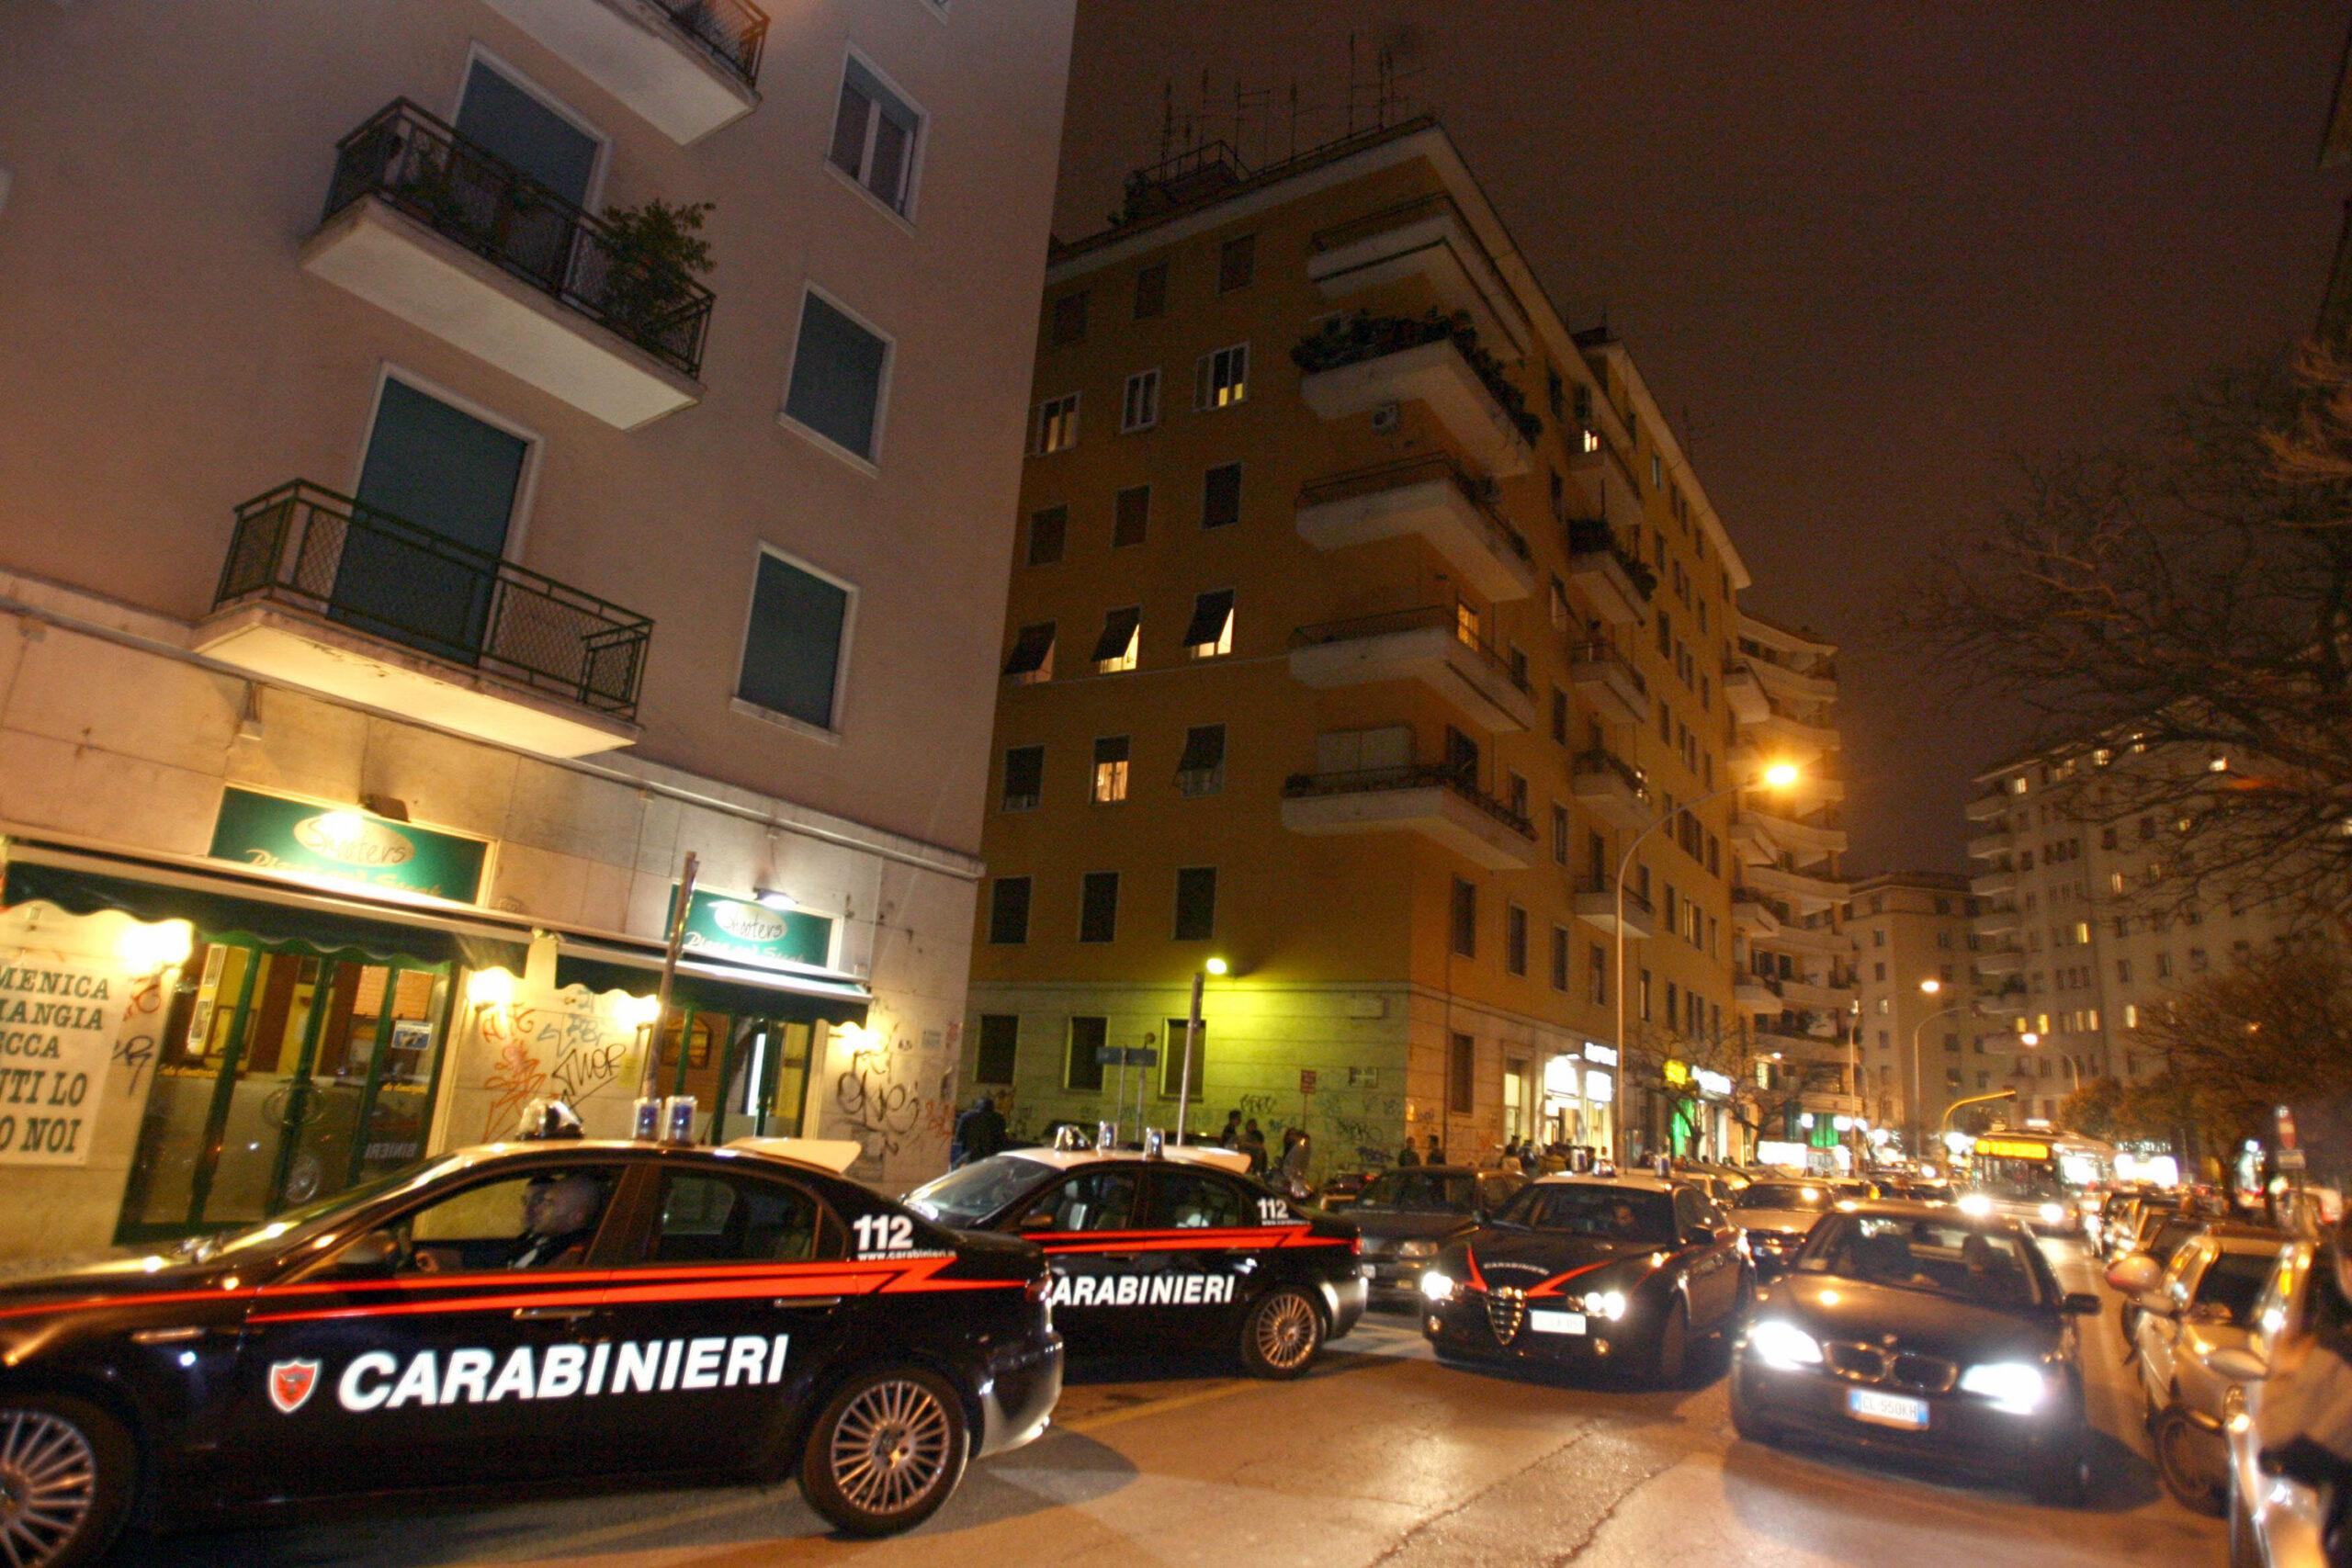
[1760,761,1800,789]
[466,968,515,1007]
[115,919,194,973]
[1919,978,1942,996]
[1204,956,1229,976]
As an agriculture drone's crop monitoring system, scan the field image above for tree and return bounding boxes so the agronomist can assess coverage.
[2132,944,2352,1163]
[1907,347,2352,921]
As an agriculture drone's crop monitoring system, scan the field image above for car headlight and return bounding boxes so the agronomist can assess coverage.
[1747,1318,1825,1371]
[1396,1240,1438,1260]
[1419,1269,1457,1303]
[1958,1360,2047,1414]
[1577,1290,1628,1322]
[2038,1202,2064,1225]
[1958,1194,1993,1217]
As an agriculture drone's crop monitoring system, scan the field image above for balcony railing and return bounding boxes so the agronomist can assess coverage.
[1290,309,1541,440]
[1308,190,1468,254]
[324,100,714,378]
[1566,516,1658,601]
[1282,764,1533,839]
[1568,639,1648,694]
[652,0,769,87]
[1289,604,1532,694]
[1574,877,1655,922]
[1296,454,1532,566]
[1572,745,1650,801]
[216,481,651,718]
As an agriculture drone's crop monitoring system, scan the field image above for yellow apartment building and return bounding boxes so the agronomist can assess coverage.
[958,119,1770,1179]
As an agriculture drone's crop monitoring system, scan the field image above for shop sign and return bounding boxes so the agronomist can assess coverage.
[1543,1056,1582,1097]
[1972,1135,2054,1161]
[0,955,118,1166]
[1662,1059,1691,1088]
[673,891,833,972]
[1694,1068,1733,1099]
[1299,1069,1317,1095]
[209,788,487,902]
[1584,1069,1614,1103]
[1582,1042,1618,1066]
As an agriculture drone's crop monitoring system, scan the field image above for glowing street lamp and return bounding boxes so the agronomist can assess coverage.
[1175,956,1230,1142]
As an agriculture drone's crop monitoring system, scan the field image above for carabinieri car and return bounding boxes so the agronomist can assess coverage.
[0,1138,1061,1565]
[1419,1172,1754,1384]
[902,1143,1364,1377]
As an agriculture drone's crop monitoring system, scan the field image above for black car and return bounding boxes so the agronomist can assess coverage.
[1729,1200,2102,1504]
[1419,1174,1754,1384]
[902,1145,1364,1378]
[0,1138,1061,1563]
[1352,1167,1527,1305]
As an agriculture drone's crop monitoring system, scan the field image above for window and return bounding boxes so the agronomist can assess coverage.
[987,876,1031,944]
[1078,872,1120,942]
[1551,688,1568,743]
[1148,1169,1250,1227]
[1002,621,1054,683]
[366,1166,617,1276]
[1158,1018,1207,1098]
[1066,1016,1107,1090]
[737,550,851,731]
[827,55,921,213]
[1026,505,1066,566]
[1589,945,1606,1003]
[650,1172,820,1265]
[1091,735,1130,802]
[1202,461,1242,528]
[1550,926,1570,990]
[1196,344,1250,410]
[1177,723,1226,796]
[1031,1167,1138,1230]
[1447,1032,1475,1114]
[1048,290,1088,347]
[1217,233,1256,292]
[1092,606,1140,672]
[2116,958,2132,984]
[1185,589,1235,659]
[1174,866,1216,942]
[785,291,891,460]
[1506,905,1528,976]
[1133,260,1168,320]
[974,1014,1019,1085]
[1552,804,1569,866]
[1034,392,1080,455]
[1507,772,1528,820]
[1114,484,1150,547]
[1121,368,1160,432]
[1450,876,1476,957]
[1001,744,1044,811]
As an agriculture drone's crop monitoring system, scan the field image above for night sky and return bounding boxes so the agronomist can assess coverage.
[1049,1,2350,874]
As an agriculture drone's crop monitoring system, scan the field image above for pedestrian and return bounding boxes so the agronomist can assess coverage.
[1280,1126,1313,1199]
[1218,1108,1243,1149]
[1396,1140,1421,1168]
[1241,1118,1268,1175]
[950,1093,1007,1168]
[1424,1132,1445,1165]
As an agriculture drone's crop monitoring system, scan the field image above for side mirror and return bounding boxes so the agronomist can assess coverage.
[2061,1292,2102,1316]
[2210,1346,2269,1382]
[2107,1254,2163,1295]
[332,1230,401,1277]
[2134,1290,2179,1319]
[1016,1210,1057,1233]
[1683,1225,1716,1248]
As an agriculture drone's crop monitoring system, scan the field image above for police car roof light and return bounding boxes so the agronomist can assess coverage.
[1052,1123,1089,1152]
[1144,1128,1166,1159]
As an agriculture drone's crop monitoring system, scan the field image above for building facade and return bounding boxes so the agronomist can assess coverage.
[958,120,1767,1179]
[1844,871,1986,1150]
[0,0,1074,1256]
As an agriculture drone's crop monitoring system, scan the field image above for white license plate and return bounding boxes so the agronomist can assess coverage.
[1527,1309,1587,1336]
[1846,1388,1929,1429]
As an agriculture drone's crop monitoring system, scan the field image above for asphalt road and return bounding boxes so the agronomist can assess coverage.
[144,1240,2225,1568]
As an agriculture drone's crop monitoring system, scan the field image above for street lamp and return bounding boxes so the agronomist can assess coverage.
[1611,761,1801,1164]
[1909,980,1983,1162]
[1174,956,1228,1143]
[2018,1029,2079,1096]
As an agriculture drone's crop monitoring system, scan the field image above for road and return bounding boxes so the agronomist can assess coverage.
[146,1241,2224,1568]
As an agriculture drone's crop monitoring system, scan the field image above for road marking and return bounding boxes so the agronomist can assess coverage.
[1063,1379,1258,1433]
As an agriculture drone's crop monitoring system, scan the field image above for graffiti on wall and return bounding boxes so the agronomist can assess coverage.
[475,998,638,1142]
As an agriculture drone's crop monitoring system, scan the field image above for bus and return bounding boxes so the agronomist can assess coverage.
[1960,1130,2115,1235]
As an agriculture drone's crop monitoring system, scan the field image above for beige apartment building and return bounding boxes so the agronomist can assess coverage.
[1844,871,1993,1151]
[0,0,1073,1255]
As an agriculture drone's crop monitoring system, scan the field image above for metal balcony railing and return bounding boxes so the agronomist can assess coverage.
[216,481,652,719]
[1295,454,1532,565]
[1290,309,1542,440]
[323,100,714,378]
[652,0,769,87]
[1573,877,1655,921]
[1282,764,1534,839]
[1568,639,1648,693]
[1289,604,1531,694]
[1572,746,1650,801]
[1566,517,1658,601]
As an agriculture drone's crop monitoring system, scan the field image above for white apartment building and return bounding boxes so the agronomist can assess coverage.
[0,0,1074,1256]
[1844,871,1996,1149]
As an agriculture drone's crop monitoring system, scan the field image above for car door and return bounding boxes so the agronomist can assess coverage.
[1136,1168,1269,1340]
[1673,1187,1736,1326]
[1019,1166,1148,1342]
[588,1161,850,1475]
[2141,1237,2209,1404]
[232,1157,633,1500]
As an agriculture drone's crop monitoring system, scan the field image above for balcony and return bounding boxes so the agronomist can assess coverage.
[1294,311,1536,478]
[1738,805,1847,861]
[1307,193,1532,357]
[1745,654,1838,706]
[303,101,709,430]
[1966,829,2011,861]
[1974,901,2021,937]
[1763,918,1847,958]
[1723,664,1770,725]
[1731,891,1783,938]
[1782,976,1855,1012]
[1280,765,1536,871]
[192,481,648,758]
[1970,866,2017,899]
[1974,945,2025,977]
[481,0,765,143]
[1566,640,1650,726]
[1564,518,1656,626]
[1741,707,1842,765]
[1571,879,1655,937]
[1288,607,1537,732]
[1569,747,1652,832]
[1295,457,1538,602]
[1966,789,2012,823]
[1742,862,1844,915]
[1736,974,1782,1012]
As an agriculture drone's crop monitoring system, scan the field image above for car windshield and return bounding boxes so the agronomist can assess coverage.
[1496,1184,1675,1245]
[902,1155,1054,1226]
[1736,1182,1829,1212]
[1799,1213,2044,1306]
[2199,1250,2281,1325]
[1357,1171,1476,1212]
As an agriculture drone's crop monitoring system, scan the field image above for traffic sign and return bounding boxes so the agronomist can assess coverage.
[1299,1069,1317,1094]
[1096,1046,1159,1066]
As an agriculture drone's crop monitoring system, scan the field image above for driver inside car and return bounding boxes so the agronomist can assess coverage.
[504,1173,607,1269]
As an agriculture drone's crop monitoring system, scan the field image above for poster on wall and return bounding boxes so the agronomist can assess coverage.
[0,955,120,1166]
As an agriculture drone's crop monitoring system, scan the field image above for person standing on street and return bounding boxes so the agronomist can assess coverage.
[1424,1132,1445,1165]
[1396,1140,1420,1168]
[1281,1126,1314,1199]
[1242,1118,1268,1174]
[951,1094,1007,1168]
[1218,1109,1244,1148]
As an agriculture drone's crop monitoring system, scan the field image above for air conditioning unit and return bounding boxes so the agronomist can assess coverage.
[1370,400,1400,434]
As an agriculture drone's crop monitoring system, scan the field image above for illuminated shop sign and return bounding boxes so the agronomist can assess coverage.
[209,787,487,901]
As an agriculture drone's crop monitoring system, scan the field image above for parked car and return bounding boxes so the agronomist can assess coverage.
[2115,1211,2214,1348]
[2112,1224,2285,1514]
[1420,1173,1752,1385]
[1730,1201,2102,1505]
[1313,1171,1374,1212]
[1351,1167,1526,1305]
[1729,1179,1838,1280]
[2215,1232,2351,1567]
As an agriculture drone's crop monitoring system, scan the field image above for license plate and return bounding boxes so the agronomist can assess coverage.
[1846,1388,1929,1429]
[1361,1263,1376,1278]
[1527,1309,1587,1336]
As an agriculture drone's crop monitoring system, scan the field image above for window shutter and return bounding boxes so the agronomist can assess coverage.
[1182,589,1234,648]
[1002,622,1055,676]
[1091,606,1140,663]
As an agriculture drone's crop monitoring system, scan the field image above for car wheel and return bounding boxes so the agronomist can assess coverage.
[2153,1404,2227,1517]
[2030,1439,2093,1508]
[1652,1300,1691,1388]
[0,1393,135,1568]
[1724,1266,1757,1333]
[799,1365,968,1538]
[1728,1371,1776,1445]
[1239,1288,1324,1380]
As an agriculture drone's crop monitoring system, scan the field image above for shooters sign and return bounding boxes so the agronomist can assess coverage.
[0,956,117,1165]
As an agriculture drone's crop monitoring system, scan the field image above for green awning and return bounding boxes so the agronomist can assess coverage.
[2,857,524,972]
[553,950,869,1026]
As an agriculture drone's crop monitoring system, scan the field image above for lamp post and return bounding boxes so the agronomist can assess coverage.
[1612,761,1800,1165]
[2018,1029,2079,1099]
[1908,979,1981,1163]
[1173,955,1227,1145]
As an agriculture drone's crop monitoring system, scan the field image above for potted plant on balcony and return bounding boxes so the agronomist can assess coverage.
[592,197,714,353]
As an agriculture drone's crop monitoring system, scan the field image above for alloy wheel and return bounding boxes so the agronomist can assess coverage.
[1255,1292,1319,1371]
[826,1378,954,1520]
[0,1409,96,1568]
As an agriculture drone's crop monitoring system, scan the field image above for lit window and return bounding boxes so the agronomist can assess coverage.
[1091,735,1130,803]
[1184,589,1234,659]
[1455,601,1484,648]
[2123,1004,2138,1029]
[1122,368,1160,433]
[1091,606,1139,673]
[1035,392,1080,455]
[1195,343,1250,409]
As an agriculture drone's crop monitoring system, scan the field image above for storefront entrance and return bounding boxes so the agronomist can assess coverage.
[116,937,455,1242]
[654,1006,817,1144]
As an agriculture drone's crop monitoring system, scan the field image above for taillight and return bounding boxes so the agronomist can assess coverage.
[1350,1234,1363,1257]
[1024,1271,1049,1303]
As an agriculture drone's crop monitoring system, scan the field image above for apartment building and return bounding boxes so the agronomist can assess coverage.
[1725,612,1860,1157]
[1844,871,1990,1149]
[1963,743,2311,1129]
[959,119,1761,1178]
[0,0,1074,1254]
